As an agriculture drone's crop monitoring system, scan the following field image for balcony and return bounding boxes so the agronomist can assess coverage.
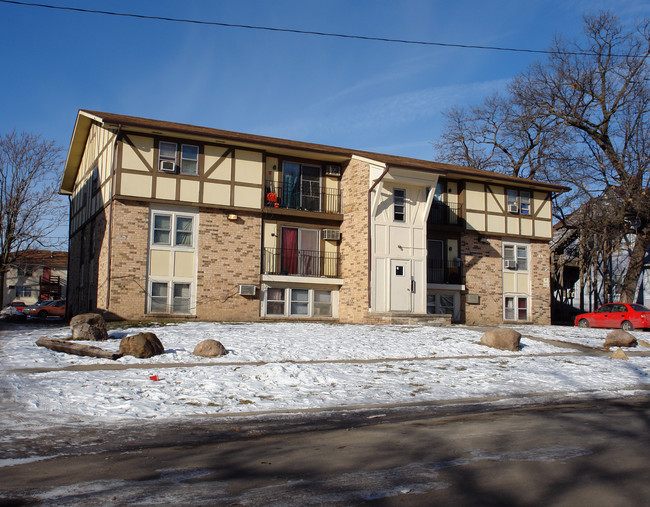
[265,182,341,214]
[428,202,462,226]
[39,275,63,300]
[263,248,340,278]
[427,260,463,285]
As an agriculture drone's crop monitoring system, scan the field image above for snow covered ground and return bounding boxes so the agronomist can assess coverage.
[1,321,650,427]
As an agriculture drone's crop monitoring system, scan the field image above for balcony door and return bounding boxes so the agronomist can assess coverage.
[281,227,319,276]
[282,162,321,211]
[428,239,444,283]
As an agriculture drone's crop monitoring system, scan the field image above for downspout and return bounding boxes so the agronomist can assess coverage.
[105,125,121,312]
[65,195,72,318]
[367,164,390,310]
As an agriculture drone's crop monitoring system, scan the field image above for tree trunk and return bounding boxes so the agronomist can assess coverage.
[619,230,649,303]
[36,337,122,360]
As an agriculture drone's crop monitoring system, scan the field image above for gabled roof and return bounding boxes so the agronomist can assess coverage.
[61,109,571,195]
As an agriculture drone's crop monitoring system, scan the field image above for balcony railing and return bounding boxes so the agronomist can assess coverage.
[263,248,340,278]
[428,202,462,226]
[427,260,463,284]
[265,182,341,214]
[39,275,62,299]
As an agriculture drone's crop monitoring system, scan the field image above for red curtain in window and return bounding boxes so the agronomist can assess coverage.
[281,228,298,274]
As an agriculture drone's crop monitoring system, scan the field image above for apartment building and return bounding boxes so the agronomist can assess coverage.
[60,110,566,324]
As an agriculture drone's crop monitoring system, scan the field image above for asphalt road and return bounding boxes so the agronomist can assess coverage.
[1,395,650,505]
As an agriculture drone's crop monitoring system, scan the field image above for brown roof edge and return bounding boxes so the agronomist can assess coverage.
[78,109,570,193]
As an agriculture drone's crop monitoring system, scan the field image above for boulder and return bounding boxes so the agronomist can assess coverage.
[70,313,109,341]
[610,348,629,360]
[637,339,650,348]
[480,328,521,351]
[119,332,164,358]
[193,339,227,358]
[604,330,637,348]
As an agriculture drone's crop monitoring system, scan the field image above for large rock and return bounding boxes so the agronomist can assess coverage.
[604,330,637,348]
[119,332,164,358]
[480,328,521,351]
[193,339,227,358]
[70,313,109,341]
[610,348,629,360]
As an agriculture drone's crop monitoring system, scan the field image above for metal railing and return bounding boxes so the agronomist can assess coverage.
[263,248,340,278]
[427,260,463,284]
[265,182,342,214]
[428,202,462,225]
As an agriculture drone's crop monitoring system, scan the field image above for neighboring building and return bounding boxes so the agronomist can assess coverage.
[2,250,68,306]
[60,110,566,324]
[551,219,650,322]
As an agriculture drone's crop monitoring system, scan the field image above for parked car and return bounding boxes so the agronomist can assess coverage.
[23,299,66,319]
[0,302,27,321]
[7,301,26,312]
[575,303,650,331]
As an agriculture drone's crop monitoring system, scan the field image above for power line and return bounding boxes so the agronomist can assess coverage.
[0,0,638,58]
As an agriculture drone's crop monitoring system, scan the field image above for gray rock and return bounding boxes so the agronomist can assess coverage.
[119,332,164,358]
[480,328,521,351]
[193,339,227,358]
[605,330,637,348]
[70,313,109,341]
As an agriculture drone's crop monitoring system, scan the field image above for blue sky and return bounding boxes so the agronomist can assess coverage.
[1,0,649,163]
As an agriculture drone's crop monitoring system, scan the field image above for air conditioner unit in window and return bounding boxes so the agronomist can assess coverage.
[504,259,517,269]
[160,160,176,173]
[238,284,257,296]
[322,229,341,241]
[508,204,519,213]
[325,165,342,176]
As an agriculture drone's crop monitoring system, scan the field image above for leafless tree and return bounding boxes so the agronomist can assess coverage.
[512,12,650,303]
[0,131,66,306]
[435,11,650,304]
[434,91,566,180]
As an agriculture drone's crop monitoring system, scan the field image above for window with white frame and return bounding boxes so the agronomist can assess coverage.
[158,141,199,175]
[265,288,333,318]
[393,188,406,222]
[149,281,193,314]
[151,213,194,247]
[148,207,197,315]
[15,286,32,298]
[503,242,529,321]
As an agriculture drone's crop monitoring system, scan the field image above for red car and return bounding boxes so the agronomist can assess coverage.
[24,299,66,319]
[575,303,650,331]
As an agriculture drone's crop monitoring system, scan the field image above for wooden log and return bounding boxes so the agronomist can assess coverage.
[36,337,122,360]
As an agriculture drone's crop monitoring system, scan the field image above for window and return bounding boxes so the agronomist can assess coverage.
[520,191,531,215]
[503,245,528,271]
[507,189,518,211]
[394,188,406,222]
[313,290,332,317]
[266,288,285,315]
[159,141,177,171]
[152,213,193,247]
[427,293,457,317]
[281,227,319,276]
[153,214,171,245]
[173,283,191,313]
[149,282,192,314]
[290,289,309,315]
[265,288,334,318]
[180,145,199,175]
[505,296,528,321]
[507,189,531,214]
[159,141,199,175]
[150,282,168,313]
[15,286,32,298]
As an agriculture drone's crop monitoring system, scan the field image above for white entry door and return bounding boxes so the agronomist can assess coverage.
[390,259,411,312]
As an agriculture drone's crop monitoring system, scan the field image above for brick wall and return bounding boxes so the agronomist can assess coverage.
[106,199,150,319]
[338,158,371,323]
[462,234,503,326]
[462,233,551,326]
[195,208,261,320]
